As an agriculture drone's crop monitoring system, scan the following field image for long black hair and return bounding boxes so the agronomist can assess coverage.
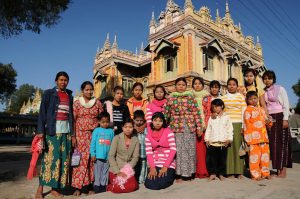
[150,112,168,130]
[244,68,258,93]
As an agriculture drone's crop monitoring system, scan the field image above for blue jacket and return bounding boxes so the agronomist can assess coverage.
[37,87,74,136]
[90,127,114,159]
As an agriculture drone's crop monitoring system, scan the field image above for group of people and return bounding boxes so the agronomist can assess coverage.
[33,69,292,198]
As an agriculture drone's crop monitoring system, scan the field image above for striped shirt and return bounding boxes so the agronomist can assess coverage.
[221,92,247,123]
[57,91,69,121]
[137,129,147,159]
[145,127,176,169]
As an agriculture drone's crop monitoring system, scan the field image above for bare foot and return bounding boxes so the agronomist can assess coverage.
[73,189,81,196]
[208,175,217,182]
[219,175,226,181]
[176,179,183,183]
[51,190,64,198]
[263,176,272,180]
[278,168,287,178]
[88,191,95,195]
[35,186,43,199]
[237,175,244,179]
[227,175,235,179]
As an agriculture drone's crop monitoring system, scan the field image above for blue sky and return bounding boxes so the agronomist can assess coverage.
[0,0,299,108]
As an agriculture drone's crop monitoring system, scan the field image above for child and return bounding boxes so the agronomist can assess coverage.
[263,70,292,178]
[192,77,209,179]
[146,85,167,126]
[104,86,130,135]
[244,91,271,180]
[244,68,267,112]
[90,112,114,193]
[221,78,247,179]
[164,77,203,182]
[107,119,140,193]
[133,110,148,184]
[127,82,149,119]
[144,112,177,190]
[205,99,233,181]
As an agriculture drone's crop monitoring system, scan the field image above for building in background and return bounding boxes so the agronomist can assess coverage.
[93,0,267,99]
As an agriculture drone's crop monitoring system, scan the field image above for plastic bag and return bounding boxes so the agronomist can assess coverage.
[71,149,81,167]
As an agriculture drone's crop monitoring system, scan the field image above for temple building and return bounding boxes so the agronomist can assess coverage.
[19,89,42,115]
[93,0,267,99]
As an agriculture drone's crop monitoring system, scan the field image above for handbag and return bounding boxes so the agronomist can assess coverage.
[239,138,249,157]
[71,149,81,167]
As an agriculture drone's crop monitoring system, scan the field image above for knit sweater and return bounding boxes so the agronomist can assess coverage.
[145,127,176,169]
[146,99,166,125]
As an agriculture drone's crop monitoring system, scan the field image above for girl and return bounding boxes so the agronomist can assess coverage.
[90,112,114,193]
[244,68,267,111]
[263,70,292,178]
[72,81,103,195]
[133,110,148,184]
[35,71,73,199]
[103,86,130,135]
[221,78,247,179]
[144,112,176,190]
[127,82,148,119]
[202,80,221,125]
[243,91,271,180]
[146,85,167,126]
[164,77,203,182]
[205,99,233,181]
[192,77,209,178]
[107,119,140,193]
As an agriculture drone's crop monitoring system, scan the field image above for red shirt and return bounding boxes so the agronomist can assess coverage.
[56,91,69,120]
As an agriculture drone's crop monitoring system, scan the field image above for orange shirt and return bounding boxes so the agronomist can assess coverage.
[243,105,269,145]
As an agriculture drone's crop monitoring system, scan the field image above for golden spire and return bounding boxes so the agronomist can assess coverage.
[112,34,118,49]
[184,0,194,10]
[103,33,111,50]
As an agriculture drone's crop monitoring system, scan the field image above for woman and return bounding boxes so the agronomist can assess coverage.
[71,81,103,195]
[164,77,203,182]
[35,71,73,199]
[144,112,176,190]
[262,70,292,178]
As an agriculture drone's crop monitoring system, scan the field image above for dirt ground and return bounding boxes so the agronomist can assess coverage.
[0,140,300,199]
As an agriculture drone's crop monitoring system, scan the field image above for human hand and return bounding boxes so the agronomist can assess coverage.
[158,166,168,178]
[117,172,127,178]
[72,136,77,148]
[240,128,244,135]
[147,167,157,180]
[91,156,96,162]
[283,120,289,129]
[206,142,210,147]
[224,140,230,147]
[196,130,203,137]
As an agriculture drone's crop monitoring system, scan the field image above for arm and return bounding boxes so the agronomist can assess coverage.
[128,138,140,168]
[90,129,97,158]
[259,95,268,115]
[225,117,234,142]
[204,118,212,142]
[192,97,203,129]
[163,130,176,168]
[108,136,120,174]
[145,136,155,168]
[243,110,252,145]
[163,98,171,125]
[240,95,247,129]
[280,87,290,121]
[37,91,48,135]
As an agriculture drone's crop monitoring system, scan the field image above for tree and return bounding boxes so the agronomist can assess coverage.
[7,84,36,114]
[0,0,70,38]
[292,78,300,109]
[0,63,17,102]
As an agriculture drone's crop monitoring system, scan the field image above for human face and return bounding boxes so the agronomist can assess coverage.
[134,117,145,127]
[56,76,68,91]
[227,80,238,94]
[133,85,143,100]
[210,85,220,96]
[154,87,165,100]
[263,76,274,88]
[247,95,258,106]
[245,72,255,86]
[152,117,163,130]
[212,105,223,115]
[122,122,134,136]
[175,81,187,93]
[114,89,124,102]
[99,117,110,129]
[82,84,94,100]
[193,80,204,92]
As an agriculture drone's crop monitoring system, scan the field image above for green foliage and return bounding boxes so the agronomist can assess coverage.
[6,84,36,114]
[0,0,70,38]
[292,79,300,109]
[0,63,17,102]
